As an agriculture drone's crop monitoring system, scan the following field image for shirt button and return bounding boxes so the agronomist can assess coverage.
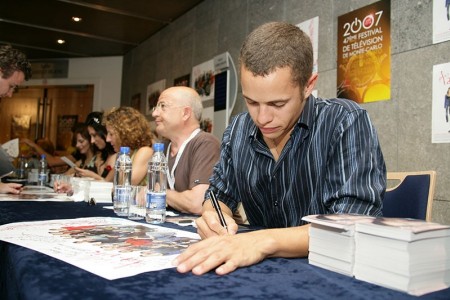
[274,201,278,206]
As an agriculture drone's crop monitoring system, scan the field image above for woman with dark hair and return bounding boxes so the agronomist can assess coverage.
[54,123,104,194]
[74,112,117,181]
[66,123,103,176]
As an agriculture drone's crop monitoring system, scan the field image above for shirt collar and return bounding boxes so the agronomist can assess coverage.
[297,94,315,129]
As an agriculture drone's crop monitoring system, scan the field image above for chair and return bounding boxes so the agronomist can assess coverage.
[383,171,436,221]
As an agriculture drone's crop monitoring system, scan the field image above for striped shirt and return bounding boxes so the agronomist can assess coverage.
[207,96,386,228]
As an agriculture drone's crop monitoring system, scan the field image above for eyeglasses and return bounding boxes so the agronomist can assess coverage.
[152,102,185,112]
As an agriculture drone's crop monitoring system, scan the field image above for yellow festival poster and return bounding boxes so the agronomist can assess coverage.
[337,0,391,103]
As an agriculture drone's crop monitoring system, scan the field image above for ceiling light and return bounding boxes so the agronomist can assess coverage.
[57,39,66,44]
[72,16,82,22]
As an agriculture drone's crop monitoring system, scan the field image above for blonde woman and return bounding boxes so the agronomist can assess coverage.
[104,107,154,185]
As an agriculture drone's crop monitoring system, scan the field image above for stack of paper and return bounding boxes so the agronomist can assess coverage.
[302,214,374,276]
[354,218,450,296]
[87,180,113,203]
[303,214,450,296]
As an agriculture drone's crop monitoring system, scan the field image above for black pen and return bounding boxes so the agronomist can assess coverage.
[209,190,228,230]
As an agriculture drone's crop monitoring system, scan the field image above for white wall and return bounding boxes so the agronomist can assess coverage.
[26,56,123,112]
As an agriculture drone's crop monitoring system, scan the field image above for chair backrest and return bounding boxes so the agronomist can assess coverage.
[383,171,436,221]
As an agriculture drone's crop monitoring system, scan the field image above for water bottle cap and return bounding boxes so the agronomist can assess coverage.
[120,146,130,154]
[41,154,46,159]
[153,143,164,152]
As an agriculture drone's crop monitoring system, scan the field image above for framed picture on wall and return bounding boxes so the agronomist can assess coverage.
[433,0,450,44]
[192,59,215,101]
[57,115,78,151]
[432,62,450,143]
[131,93,141,112]
[192,60,215,132]
[174,74,190,87]
[146,79,166,116]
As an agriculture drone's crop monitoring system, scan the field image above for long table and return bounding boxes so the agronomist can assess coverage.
[0,200,449,300]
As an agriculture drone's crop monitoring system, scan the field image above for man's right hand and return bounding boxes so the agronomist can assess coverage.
[195,201,238,239]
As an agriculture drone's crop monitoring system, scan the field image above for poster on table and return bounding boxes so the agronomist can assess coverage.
[0,217,200,280]
[191,59,215,132]
[432,62,450,143]
[433,0,450,44]
[145,79,166,116]
[337,0,391,103]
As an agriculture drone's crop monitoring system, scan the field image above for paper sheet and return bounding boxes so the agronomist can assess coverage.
[0,217,200,280]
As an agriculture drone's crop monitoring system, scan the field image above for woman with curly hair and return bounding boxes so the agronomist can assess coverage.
[104,106,154,185]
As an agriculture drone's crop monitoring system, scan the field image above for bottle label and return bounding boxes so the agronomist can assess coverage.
[146,192,166,210]
[115,186,131,202]
[38,173,47,183]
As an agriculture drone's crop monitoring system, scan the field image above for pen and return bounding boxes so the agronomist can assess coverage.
[209,190,228,230]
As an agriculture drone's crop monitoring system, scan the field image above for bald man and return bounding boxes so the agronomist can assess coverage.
[151,86,220,214]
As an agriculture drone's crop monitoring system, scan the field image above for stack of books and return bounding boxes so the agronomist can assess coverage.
[302,214,374,276]
[303,214,450,296]
[354,218,450,296]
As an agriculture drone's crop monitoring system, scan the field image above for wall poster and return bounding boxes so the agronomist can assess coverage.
[337,0,391,103]
[433,0,450,44]
[192,60,215,132]
[174,74,190,87]
[146,79,166,116]
[298,16,319,97]
[432,62,450,143]
[131,93,141,112]
[297,16,319,74]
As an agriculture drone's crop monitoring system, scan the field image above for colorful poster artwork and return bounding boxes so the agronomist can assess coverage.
[146,79,166,116]
[191,60,215,101]
[432,62,450,143]
[433,0,450,44]
[337,0,391,103]
[297,16,319,74]
[0,217,200,280]
[192,59,215,128]
[174,74,191,87]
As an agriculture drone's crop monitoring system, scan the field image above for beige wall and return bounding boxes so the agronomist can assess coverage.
[121,0,450,224]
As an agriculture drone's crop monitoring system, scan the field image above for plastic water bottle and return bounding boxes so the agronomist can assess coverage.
[16,155,27,180]
[113,146,132,216]
[146,143,167,224]
[37,154,48,186]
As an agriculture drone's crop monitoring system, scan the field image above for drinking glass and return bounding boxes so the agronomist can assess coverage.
[128,186,146,220]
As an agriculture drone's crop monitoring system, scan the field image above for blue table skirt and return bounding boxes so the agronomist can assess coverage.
[0,201,449,300]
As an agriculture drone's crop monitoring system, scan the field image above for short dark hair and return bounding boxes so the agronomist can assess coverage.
[0,44,32,80]
[239,22,313,89]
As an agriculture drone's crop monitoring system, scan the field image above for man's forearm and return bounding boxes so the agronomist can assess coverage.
[167,187,206,215]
